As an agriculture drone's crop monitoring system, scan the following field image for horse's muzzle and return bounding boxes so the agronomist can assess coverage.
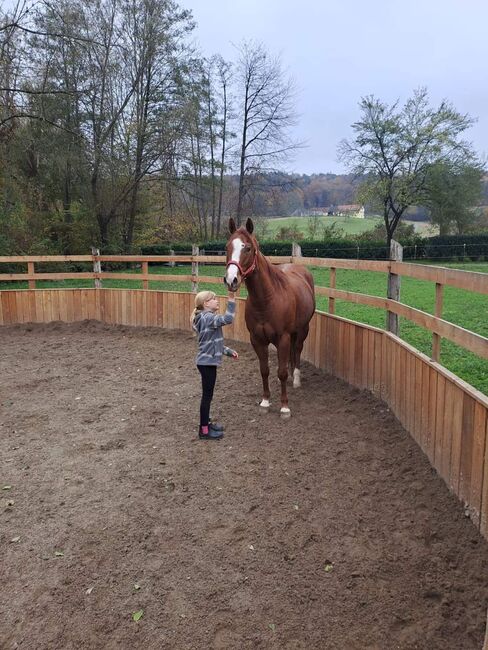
[223,274,239,291]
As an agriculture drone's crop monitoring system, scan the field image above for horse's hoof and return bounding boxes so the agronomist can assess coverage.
[280,407,291,419]
[259,399,271,414]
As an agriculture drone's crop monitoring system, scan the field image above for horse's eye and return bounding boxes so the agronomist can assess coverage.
[244,245,251,252]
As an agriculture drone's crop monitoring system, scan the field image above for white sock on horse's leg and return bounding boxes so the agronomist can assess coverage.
[293,368,301,388]
[280,406,291,419]
[260,399,271,408]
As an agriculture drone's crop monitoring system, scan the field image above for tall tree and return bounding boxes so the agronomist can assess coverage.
[424,161,484,235]
[338,88,478,247]
[234,41,299,225]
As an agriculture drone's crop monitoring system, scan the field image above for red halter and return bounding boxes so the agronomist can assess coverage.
[226,252,257,279]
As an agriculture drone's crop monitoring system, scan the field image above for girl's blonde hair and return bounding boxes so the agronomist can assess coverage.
[190,290,217,328]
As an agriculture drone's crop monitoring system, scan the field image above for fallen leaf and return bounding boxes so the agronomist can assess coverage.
[324,562,334,572]
[85,586,94,595]
[2,485,12,490]
[134,584,141,591]
[54,550,64,557]
[10,536,21,543]
[132,609,144,621]
[269,623,276,632]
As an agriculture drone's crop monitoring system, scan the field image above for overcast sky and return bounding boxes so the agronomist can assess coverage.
[186,0,488,175]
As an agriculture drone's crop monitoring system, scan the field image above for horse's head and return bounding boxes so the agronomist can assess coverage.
[224,217,258,291]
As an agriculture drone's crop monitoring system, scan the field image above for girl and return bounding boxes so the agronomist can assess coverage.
[191,290,238,440]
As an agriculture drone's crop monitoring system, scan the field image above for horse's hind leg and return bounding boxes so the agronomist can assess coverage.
[252,338,271,410]
[277,333,291,418]
[293,325,309,388]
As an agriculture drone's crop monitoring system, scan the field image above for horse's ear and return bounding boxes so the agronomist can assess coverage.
[245,218,254,234]
[229,217,236,234]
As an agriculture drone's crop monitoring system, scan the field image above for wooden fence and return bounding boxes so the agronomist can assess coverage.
[0,255,487,542]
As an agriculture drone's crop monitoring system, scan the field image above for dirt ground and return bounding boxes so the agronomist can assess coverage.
[1,320,487,650]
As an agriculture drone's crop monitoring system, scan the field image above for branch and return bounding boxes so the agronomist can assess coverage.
[0,112,79,136]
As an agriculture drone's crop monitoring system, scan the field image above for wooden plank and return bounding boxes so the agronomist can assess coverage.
[73,290,82,321]
[480,416,488,537]
[373,331,382,397]
[328,318,338,376]
[440,380,455,482]
[459,395,476,505]
[0,255,92,262]
[390,261,488,294]
[471,403,487,528]
[354,327,363,388]
[420,360,431,453]
[318,313,328,370]
[361,327,369,390]
[44,291,54,323]
[405,350,413,436]
[449,384,464,493]
[397,346,406,428]
[380,332,388,400]
[434,375,446,473]
[414,357,423,444]
[368,328,376,392]
[347,323,356,386]
[425,367,438,465]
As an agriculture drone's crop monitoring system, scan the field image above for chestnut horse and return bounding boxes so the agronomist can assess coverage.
[224,217,315,418]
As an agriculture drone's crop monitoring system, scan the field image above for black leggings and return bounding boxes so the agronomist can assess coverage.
[197,365,217,427]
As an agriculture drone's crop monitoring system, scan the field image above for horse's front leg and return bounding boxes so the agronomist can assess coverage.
[277,333,291,418]
[251,337,271,411]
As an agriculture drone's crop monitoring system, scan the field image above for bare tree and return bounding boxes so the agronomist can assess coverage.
[234,41,300,224]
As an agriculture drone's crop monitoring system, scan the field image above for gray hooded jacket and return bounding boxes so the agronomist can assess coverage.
[193,300,236,366]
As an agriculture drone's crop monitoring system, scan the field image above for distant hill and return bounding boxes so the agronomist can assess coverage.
[227,171,488,220]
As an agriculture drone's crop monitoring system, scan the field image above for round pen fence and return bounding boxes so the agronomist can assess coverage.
[1,253,487,544]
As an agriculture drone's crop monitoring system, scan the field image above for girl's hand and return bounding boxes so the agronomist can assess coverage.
[231,350,239,359]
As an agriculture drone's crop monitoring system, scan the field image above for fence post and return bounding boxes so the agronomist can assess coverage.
[292,241,302,260]
[329,267,336,315]
[191,244,199,293]
[386,239,403,336]
[169,249,175,267]
[432,282,444,362]
[28,261,35,289]
[91,247,102,288]
[142,261,149,290]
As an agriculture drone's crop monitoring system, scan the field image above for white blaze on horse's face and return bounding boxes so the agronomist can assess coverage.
[225,237,245,287]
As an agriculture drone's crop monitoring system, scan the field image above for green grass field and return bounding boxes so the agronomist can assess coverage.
[255,215,437,239]
[256,215,382,238]
[1,259,486,394]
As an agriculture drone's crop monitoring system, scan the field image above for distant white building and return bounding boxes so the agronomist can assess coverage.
[292,205,365,218]
[333,204,365,218]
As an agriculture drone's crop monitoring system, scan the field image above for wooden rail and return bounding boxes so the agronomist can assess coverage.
[1,253,486,364]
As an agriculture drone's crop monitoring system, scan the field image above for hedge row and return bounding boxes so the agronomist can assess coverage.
[142,233,488,261]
